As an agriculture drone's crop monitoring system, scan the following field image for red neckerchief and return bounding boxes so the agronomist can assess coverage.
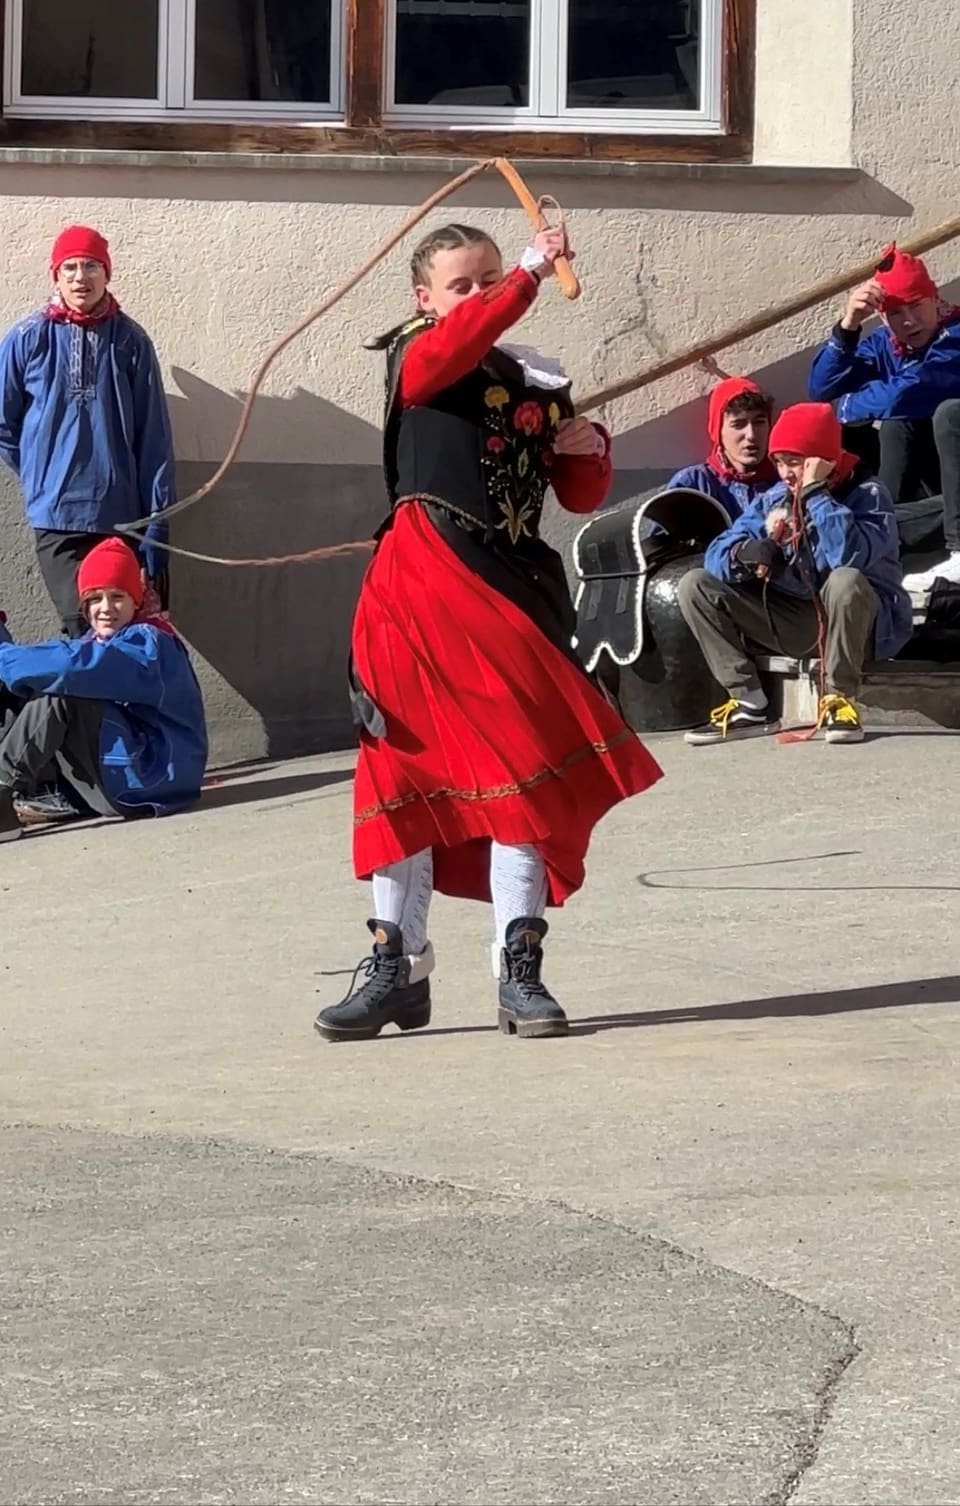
[706,447,777,487]
[44,291,120,326]
[138,612,178,638]
[888,303,960,359]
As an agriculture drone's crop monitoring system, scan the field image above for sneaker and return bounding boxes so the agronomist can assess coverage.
[902,552,960,594]
[313,919,433,1041]
[13,787,88,826]
[498,918,568,1038]
[820,693,864,744]
[0,786,22,843]
[684,698,781,745]
[13,787,87,826]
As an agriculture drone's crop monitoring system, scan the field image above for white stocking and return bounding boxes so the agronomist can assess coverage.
[371,848,434,958]
[490,841,548,976]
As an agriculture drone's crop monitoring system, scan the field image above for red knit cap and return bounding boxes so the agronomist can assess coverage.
[50,225,112,281]
[707,376,767,445]
[769,402,844,463]
[77,539,144,608]
[875,243,937,309]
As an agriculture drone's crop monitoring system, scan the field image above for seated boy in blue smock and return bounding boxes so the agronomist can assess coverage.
[0,539,207,842]
[678,403,911,747]
[669,377,777,523]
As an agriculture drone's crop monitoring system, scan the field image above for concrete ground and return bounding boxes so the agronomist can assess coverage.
[2,727,959,1505]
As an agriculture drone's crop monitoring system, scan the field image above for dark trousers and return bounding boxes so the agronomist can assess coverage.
[677,566,880,700]
[869,399,960,552]
[34,531,111,637]
[0,685,116,816]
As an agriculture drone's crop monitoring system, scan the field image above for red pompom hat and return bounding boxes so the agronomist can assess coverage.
[50,225,112,281]
[707,376,767,444]
[875,243,937,309]
[768,402,846,462]
[77,539,144,607]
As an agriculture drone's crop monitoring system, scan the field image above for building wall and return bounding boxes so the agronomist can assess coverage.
[0,0,957,763]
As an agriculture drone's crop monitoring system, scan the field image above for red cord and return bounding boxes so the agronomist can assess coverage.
[776,480,828,744]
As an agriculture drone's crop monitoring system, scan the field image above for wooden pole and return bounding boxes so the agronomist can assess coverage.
[576,214,960,415]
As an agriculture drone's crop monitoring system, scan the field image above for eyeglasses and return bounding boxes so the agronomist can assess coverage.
[58,259,105,278]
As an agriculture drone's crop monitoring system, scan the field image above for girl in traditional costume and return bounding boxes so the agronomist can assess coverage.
[315,223,662,1041]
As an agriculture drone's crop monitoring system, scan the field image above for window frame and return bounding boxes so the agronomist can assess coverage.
[4,0,345,121]
[0,0,755,162]
[384,0,725,135]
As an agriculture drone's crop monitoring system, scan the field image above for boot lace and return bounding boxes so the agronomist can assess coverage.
[319,950,400,1005]
[511,950,549,998]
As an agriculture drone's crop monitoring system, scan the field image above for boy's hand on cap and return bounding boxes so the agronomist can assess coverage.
[801,456,835,488]
[841,280,883,331]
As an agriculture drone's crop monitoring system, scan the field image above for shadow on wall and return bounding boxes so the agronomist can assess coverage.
[609,273,960,474]
[546,272,960,560]
[165,372,384,759]
[19,161,911,221]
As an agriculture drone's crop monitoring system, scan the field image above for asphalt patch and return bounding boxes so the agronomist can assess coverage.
[0,1127,853,1505]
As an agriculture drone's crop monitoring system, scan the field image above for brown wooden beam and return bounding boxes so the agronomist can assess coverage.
[724,0,756,144]
[345,0,386,129]
[0,118,752,163]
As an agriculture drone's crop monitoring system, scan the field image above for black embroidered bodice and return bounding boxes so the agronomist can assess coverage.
[371,317,574,546]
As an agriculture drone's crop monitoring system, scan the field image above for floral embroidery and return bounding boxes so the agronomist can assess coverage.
[513,400,544,436]
[482,384,567,545]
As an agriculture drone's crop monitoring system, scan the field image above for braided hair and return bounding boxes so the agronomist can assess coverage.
[410,223,500,287]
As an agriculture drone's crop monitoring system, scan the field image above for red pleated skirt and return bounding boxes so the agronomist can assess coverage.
[352,502,663,904]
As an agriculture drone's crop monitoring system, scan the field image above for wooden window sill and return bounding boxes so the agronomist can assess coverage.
[0,139,861,183]
[0,118,754,163]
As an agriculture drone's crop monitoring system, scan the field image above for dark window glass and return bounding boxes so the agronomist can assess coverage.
[22,0,159,97]
[394,0,531,108]
[566,0,700,111]
[195,0,332,102]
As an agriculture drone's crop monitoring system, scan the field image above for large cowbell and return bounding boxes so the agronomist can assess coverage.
[573,487,732,732]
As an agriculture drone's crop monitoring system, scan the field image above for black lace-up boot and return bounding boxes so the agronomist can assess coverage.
[314,920,432,1042]
[497,918,568,1038]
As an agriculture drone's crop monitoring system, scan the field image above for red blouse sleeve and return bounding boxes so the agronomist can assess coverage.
[550,426,613,515]
[398,268,539,406]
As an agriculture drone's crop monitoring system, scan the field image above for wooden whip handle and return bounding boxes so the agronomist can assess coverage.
[492,157,581,300]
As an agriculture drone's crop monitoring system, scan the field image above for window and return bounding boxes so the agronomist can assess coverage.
[0,0,754,159]
[5,0,342,118]
[387,0,723,133]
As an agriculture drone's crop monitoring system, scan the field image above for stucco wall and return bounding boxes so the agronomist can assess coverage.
[0,0,957,763]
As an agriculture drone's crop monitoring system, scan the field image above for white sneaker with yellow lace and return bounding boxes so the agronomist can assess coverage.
[685,698,781,745]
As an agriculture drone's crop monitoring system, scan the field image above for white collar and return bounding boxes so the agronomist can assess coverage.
[497,343,571,391]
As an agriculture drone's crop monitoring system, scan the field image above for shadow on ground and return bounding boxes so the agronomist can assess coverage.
[18,764,353,840]
[199,766,353,811]
[375,973,960,1041]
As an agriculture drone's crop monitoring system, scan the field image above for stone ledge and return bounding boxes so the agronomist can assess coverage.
[769,657,960,730]
[0,145,863,181]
